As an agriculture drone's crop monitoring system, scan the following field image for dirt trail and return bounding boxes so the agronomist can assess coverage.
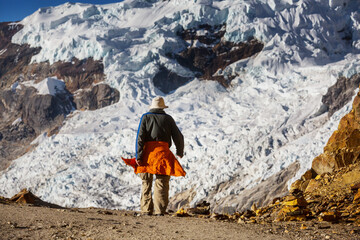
[1,203,360,240]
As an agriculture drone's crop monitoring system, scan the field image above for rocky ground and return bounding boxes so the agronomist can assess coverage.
[1,200,359,240]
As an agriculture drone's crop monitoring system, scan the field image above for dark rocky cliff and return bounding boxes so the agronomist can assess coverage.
[0,22,120,171]
[154,24,264,93]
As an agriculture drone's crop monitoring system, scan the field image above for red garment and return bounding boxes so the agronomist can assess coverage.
[122,141,186,177]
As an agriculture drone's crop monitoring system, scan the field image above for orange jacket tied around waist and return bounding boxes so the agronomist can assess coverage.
[122,141,186,177]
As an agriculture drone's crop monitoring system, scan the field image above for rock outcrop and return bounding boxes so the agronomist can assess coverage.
[0,22,119,170]
[322,73,360,117]
[245,84,360,225]
[177,24,263,86]
[157,24,264,91]
[74,83,120,111]
[0,188,62,208]
[0,22,41,88]
[313,87,360,175]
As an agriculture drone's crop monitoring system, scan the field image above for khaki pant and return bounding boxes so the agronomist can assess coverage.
[139,173,170,215]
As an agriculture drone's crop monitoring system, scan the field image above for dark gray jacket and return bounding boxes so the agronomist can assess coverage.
[136,108,184,161]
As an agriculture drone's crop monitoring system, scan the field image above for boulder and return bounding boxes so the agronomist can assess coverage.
[301,169,316,181]
[353,190,360,203]
[8,189,62,208]
[10,189,38,204]
[318,211,340,222]
[304,179,321,193]
[21,89,74,134]
[283,195,308,207]
[74,84,120,110]
[275,205,307,222]
[312,155,336,176]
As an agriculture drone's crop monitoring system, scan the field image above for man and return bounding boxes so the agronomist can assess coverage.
[135,96,185,216]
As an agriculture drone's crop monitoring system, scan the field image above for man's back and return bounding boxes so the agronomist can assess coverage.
[136,108,184,161]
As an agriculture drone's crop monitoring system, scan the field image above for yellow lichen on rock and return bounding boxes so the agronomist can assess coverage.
[312,90,360,176]
[354,190,360,203]
[283,196,307,207]
[174,208,190,217]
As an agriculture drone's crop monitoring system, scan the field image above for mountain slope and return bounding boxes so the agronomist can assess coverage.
[0,0,360,211]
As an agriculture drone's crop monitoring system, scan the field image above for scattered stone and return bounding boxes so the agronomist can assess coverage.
[351,183,360,191]
[350,229,360,234]
[251,203,257,212]
[210,213,229,221]
[97,210,113,215]
[10,189,38,204]
[353,190,360,203]
[3,189,62,209]
[319,212,340,222]
[283,195,307,207]
[173,208,190,217]
[305,179,321,193]
[185,201,211,216]
[300,224,308,230]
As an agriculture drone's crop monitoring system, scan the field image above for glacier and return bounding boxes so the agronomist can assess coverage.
[1,0,360,211]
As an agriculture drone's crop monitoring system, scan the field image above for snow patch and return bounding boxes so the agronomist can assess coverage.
[23,77,66,96]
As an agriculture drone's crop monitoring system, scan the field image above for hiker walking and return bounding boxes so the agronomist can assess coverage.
[134,96,185,216]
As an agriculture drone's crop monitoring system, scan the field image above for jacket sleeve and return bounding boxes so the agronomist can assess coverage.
[136,114,147,161]
[171,117,184,157]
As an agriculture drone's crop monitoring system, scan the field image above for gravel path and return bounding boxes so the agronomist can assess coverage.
[1,203,359,240]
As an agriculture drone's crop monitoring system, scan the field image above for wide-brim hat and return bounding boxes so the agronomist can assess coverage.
[149,96,168,109]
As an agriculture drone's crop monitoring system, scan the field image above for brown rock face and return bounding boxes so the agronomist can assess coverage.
[10,189,38,204]
[322,73,360,117]
[163,24,264,88]
[0,22,41,88]
[0,22,21,49]
[0,22,119,171]
[312,89,360,175]
[22,57,105,93]
[74,83,120,110]
[5,188,62,208]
